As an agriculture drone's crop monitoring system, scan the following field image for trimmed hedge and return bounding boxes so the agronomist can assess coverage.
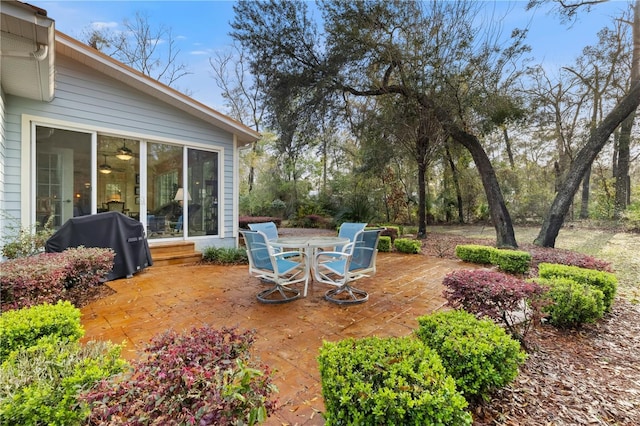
[415,310,526,402]
[318,336,471,425]
[455,244,496,264]
[394,238,422,254]
[489,249,531,274]
[536,277,606,328]
[0,300,126,425]
[0,340,126,426]
[538,263,617,312]
[377,236,392,252]
[455,244,531,274]
[0,301,84,363]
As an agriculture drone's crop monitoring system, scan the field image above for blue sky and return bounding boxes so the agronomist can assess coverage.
[37,0,631,112]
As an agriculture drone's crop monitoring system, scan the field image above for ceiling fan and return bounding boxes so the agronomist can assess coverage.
[98,154,130,174]
[99,154,112,174]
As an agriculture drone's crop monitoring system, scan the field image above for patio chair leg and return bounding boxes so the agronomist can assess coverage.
[257,284,301,304]
[325,285,369,305]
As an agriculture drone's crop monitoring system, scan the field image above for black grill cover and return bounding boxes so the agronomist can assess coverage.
[45,211,153,281]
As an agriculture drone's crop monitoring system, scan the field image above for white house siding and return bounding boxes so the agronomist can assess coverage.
[3,54,238,249]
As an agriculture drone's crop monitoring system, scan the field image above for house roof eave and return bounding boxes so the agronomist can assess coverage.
[0,0,55,101]
[55,31,260,147]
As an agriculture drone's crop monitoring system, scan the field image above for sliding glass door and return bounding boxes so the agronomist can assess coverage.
[96,136,140,218]
[146,142,183,239]
[187,149,219,236]
[35,126,91,229]
[34,125,220,239]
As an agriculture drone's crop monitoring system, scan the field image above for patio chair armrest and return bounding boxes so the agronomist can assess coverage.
[315,251,350,262]
[272,250,306,261]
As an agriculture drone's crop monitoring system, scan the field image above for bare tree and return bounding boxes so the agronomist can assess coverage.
[210,44,268,192]
[530,0,640,247]
[82,11,191,88]
[614,1,640,216]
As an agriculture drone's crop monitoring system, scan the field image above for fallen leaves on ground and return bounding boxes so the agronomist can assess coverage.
[473,299,640,426]
[423,231,640,426]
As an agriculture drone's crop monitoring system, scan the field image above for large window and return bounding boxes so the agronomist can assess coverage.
[147,142,183,238]
[188,149,219,236]
[35,126,91,229]
[97,136,140,217]
[33,125,220,239]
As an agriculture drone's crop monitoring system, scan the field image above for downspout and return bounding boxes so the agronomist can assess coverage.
[0,44,49,60]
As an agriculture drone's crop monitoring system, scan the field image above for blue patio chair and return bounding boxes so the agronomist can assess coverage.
[248,221,298,258]
[313,228,382,304]
[241,229,308,304]
[336,222,367,252]
[248,221,279,240]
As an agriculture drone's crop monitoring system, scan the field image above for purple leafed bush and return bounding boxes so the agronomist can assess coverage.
[82,326,278,425]
[442,269,547,344]
[0,247,114,311]
[239,216,282,228]
[528,247,613,275]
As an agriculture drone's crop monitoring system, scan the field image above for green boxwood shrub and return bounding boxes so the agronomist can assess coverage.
[0,301,84,362]
[454,244,497,264]
[538,263,617,311]
[394,238,422,254]
[415,310,526,402]
[318,336,471,425]
[377,236,392,252]
[536,277,605,328]
[202,246,248,264]
[489,249,532,275]
[0,340,126,426]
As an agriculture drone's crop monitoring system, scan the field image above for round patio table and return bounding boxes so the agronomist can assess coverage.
[270,236,350,295]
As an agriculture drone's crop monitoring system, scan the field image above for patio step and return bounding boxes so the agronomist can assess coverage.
[149,241,202,266]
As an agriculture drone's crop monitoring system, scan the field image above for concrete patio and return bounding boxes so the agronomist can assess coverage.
[80,250,471,425]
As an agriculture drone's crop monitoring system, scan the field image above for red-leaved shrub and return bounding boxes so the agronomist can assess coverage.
[239,216,282,228]
[0,247,114,311]
[82,326,278,425]
[442,269,547,345]
[528,246,613,275]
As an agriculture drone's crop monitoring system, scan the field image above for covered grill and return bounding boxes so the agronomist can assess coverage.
[45,211,153,281]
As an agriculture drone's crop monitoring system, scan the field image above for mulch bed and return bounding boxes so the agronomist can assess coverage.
[474,298,640,425]
[423,231,640,426]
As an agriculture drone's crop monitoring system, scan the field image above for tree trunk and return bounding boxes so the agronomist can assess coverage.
[247,141,257,192]
[535,80,640,247]
[423,97,517,247]
[615,1,639,217]
[457,132,516,247]
[580,166,591,219]
[445,143,465,223]
[614,114,633,217]
[417,160,427,238]
[503,126,515,169]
